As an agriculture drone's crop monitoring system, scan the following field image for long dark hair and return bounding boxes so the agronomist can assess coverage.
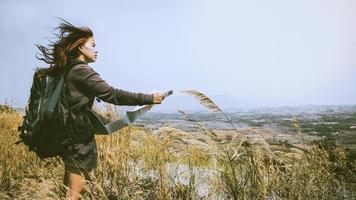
[36,19,93,77]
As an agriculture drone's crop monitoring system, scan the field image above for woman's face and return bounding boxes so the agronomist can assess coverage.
[79,37,97,63]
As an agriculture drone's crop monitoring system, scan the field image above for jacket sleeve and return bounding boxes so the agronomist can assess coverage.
[69,64,154,106]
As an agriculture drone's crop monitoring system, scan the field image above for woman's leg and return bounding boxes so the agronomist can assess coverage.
[64,165,89,200]
[61,139,97,199]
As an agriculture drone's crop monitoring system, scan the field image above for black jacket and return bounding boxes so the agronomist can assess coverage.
[63,61,154,142]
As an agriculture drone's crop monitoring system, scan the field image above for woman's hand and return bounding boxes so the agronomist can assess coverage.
[153,93,165,104]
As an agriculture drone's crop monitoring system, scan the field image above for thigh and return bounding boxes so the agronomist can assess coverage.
[61,139,98,170]
[64,164,93,184]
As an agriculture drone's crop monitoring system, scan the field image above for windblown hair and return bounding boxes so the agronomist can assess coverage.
[36,19,93,77]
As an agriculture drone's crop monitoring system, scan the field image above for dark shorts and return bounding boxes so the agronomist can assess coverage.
[61,139,98,171]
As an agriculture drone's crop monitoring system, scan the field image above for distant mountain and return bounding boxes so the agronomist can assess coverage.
[148,93,356,114]
[15,107,25,113]
[5,97,356,115]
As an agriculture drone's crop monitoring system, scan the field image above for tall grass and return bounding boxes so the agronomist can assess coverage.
[180,90,356,199]
[0,98,355,200]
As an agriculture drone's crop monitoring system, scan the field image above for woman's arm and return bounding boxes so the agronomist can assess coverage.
[69,64,154,106]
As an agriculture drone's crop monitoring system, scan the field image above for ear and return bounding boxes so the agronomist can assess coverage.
[78,47,83,53]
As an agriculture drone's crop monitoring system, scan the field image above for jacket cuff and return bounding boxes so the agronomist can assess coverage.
[146,94,154,104]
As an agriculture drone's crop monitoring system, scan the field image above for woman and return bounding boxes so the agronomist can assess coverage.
[36,19,164,200]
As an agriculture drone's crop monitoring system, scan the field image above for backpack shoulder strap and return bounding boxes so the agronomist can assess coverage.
[40,61,85,119]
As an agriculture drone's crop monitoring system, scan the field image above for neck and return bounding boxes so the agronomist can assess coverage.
[76,55,86,62]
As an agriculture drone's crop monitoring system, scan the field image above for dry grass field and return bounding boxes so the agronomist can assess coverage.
[0,99,356,199]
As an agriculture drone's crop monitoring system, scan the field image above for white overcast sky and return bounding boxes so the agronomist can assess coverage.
[0,0,355,111]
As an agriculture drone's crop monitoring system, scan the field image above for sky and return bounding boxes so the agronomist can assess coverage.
[0,0,355,111]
